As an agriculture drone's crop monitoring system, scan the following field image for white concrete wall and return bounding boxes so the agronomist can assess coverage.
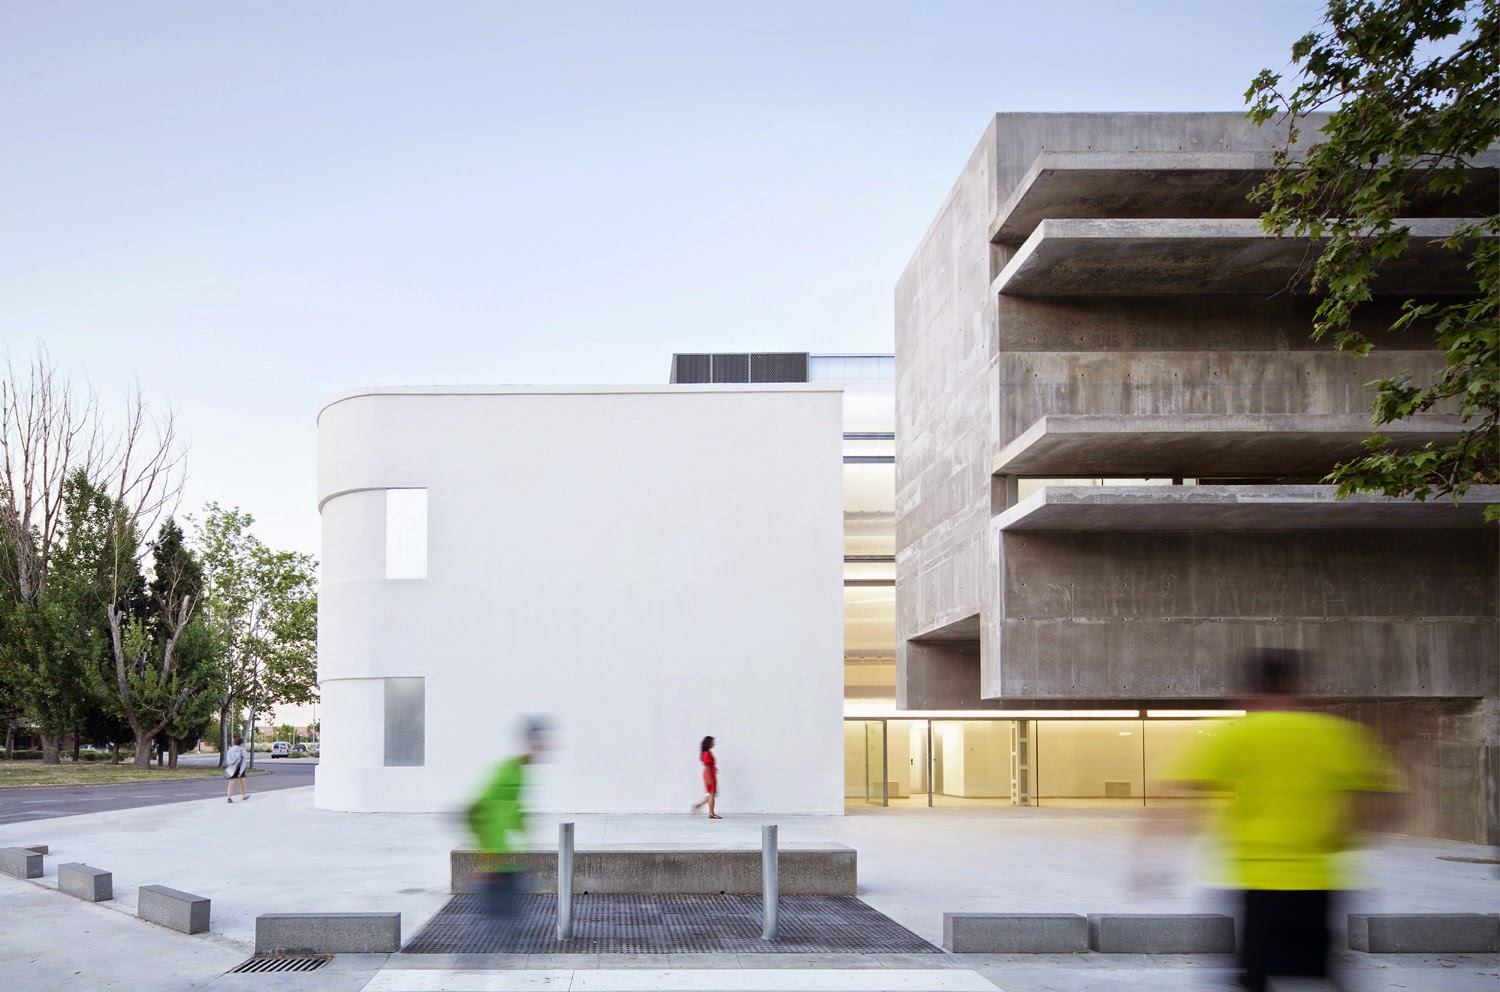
[315,385,845,814]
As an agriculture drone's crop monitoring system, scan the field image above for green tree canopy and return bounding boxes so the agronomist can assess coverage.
[1247,0,1499,517]
[192,504,318,764]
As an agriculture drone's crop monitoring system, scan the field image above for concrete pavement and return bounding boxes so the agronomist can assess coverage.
[0,784,1495,991]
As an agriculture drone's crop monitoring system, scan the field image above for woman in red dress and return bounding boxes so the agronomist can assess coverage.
[691,735,721,819]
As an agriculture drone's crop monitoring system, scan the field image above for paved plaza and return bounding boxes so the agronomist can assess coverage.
[0,782,1496,991]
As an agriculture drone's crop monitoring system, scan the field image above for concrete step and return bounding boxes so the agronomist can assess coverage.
[451,846,857,896]
[361,969,999,991]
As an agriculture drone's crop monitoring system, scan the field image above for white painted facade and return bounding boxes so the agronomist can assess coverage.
[315,385,845,814]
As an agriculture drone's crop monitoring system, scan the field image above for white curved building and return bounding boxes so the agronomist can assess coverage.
[315,384,845,814]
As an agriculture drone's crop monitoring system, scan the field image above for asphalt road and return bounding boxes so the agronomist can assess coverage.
[0,757,317,825]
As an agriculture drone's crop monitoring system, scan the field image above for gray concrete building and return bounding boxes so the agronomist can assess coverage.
[895,113,1499,843]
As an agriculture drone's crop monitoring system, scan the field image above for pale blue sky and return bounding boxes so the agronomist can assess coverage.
[1,0,1324,558]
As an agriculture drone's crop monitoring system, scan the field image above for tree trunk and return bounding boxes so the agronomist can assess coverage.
[132,730,153,768]
[247,697,258,772]
[71,728,80,762]
[110,742,120,764]
[40,732,62,765]
[168,739,179,768]
[4,721,14,759]
[218,699,234,766]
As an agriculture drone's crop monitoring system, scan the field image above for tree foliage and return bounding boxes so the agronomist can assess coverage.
[1246,0,1498,517]
[192,504,317,764]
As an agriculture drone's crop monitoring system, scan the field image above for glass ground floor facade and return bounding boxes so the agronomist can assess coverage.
[844,713,1237,808]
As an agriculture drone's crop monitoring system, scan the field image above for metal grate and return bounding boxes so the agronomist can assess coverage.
[229,957,330,974]
[671,354,712,383]
[403,894,942,955]
[710,354,751,383]
[750,353,810,383]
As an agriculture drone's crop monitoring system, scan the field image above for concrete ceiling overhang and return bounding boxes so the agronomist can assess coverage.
[990,150,1500,244]
[994,484,1499,531]
[992,217,1483,297]
[991,414,1467,478]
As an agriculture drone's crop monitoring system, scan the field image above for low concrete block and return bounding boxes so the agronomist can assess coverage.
[256,912,401,954]
[451,844,857,895]
[0,847,43,880]
[944,913,1088,953]
[137,885,210,934]
[1348,913,1500,953]
[57,863,112,902]
[1087,913,1235,954]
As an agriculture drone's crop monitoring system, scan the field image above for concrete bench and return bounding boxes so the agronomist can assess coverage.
[256,913,401,954]
[944,913,1088,953]
[1349,913,1500,953]
[138,885,210,934]
[1087,913,1235,953]
[451,844,857,895]
[0,847,42,879]
[57,863,112,902]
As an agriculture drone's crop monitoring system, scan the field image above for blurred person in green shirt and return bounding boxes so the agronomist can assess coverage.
[468,717,550,924]
[1173,648,1401,991]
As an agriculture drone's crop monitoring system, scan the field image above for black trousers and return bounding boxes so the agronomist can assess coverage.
[1240,889,1334,992]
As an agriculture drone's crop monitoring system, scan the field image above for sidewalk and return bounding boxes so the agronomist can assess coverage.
[1,784,1495,991]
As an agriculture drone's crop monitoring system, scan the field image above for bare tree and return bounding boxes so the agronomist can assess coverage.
[0,347,187,763]
[0,348,111,608]
[97,395,194,767]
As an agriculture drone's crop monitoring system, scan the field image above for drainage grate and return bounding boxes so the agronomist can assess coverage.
[230,957,331,974]
[403,894,942,955]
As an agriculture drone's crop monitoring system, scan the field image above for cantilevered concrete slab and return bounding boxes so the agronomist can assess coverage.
[992,414,1466,477]
[993,218,1479,296]
[990,150,1500,244]
[994,484,1498,531]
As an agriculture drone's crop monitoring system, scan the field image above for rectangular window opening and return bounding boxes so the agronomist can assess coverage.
[385,489,428,579]
[384,677,425,767]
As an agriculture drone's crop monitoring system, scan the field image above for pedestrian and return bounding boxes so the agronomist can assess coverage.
[467,717,550,927]
[1169,648,1401,992]
[224,736,249,803]
[691,735,721,818]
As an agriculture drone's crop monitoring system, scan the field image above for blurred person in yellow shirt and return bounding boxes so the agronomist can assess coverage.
[1173,648,1401,991]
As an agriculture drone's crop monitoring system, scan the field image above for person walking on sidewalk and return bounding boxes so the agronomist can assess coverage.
[468,717,550,926]
[224,736,249,803]
[1170,648,1401,992]
[691,735,721,819]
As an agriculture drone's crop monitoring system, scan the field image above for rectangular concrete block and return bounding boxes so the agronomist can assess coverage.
[1087,913,1235,954]
[256,912,401,954]
[1348,913,1500,953]
[137,884,210,934]
[452,845,857,895]
[57,863,112,902]
[24,844,48,855]
[0,847,42,879]
[944,913,1088,953]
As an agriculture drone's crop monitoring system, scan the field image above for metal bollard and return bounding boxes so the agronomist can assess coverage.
[558,822,575,940]
[762,824,778,940]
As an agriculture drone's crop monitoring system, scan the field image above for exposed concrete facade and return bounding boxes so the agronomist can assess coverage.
[895,113,1499,843]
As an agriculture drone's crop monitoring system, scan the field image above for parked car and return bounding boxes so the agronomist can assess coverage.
[292,743,308,754]
[270,741,291,758]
